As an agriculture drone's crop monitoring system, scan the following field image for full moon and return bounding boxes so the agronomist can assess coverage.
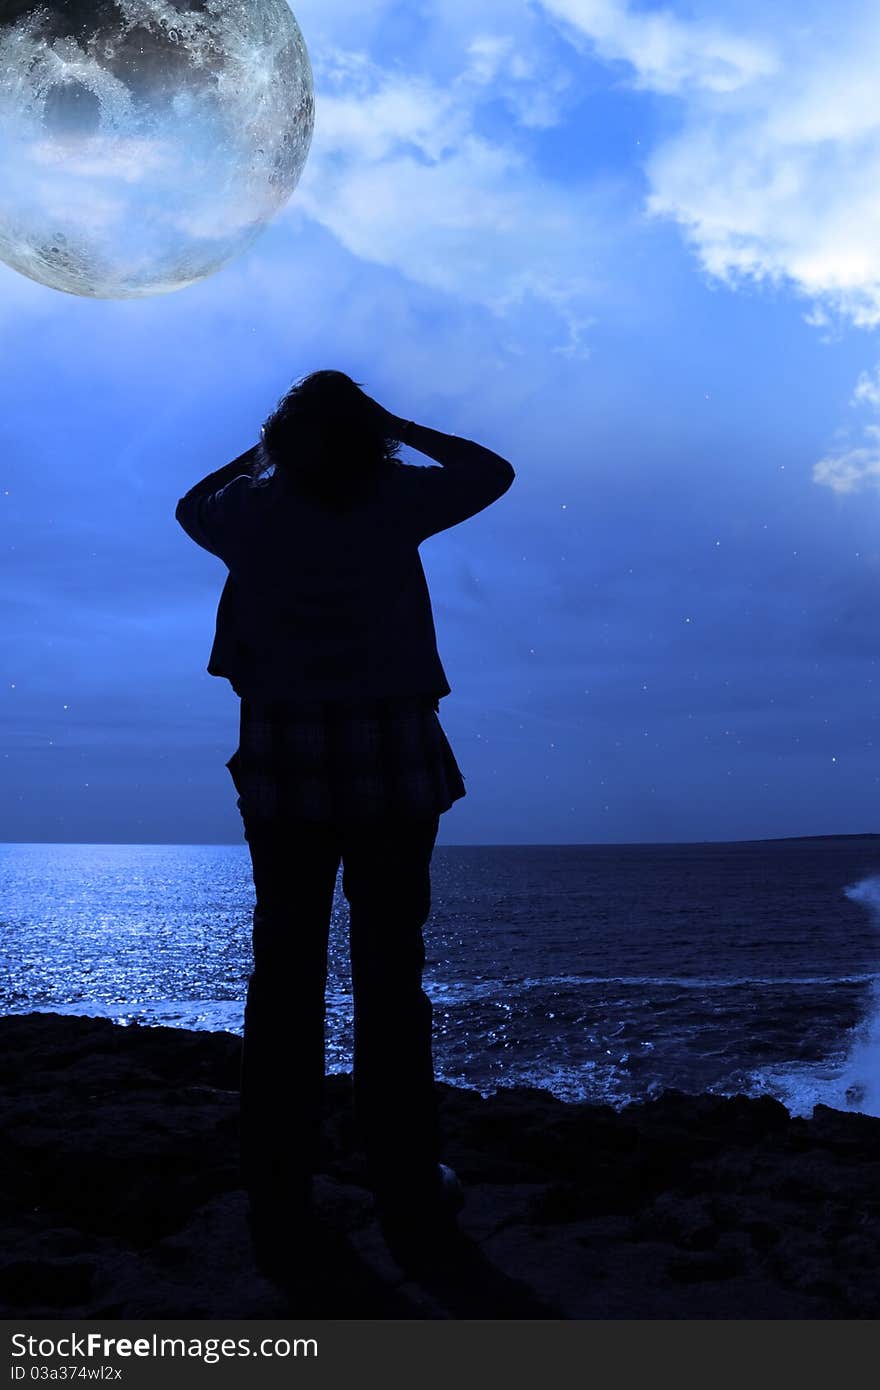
[0,1,314,297]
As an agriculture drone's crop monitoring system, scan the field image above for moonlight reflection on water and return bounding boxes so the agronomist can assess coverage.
[0,0,314,296]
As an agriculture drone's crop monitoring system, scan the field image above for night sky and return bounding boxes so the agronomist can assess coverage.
[4,0,880,846]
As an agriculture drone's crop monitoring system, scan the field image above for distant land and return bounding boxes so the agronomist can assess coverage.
[753,833,880,842]
[468,833,880,847]
[456,833,880,848]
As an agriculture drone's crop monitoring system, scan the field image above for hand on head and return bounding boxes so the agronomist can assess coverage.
[357,389,408,440]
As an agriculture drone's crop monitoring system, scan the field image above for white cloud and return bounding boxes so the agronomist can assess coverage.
[645,114,880,328]
[629,4,880,330]
[852,366,880,410]
[462,33,514,85]
[295,1,880,348]
[309,71,467,163]
[813,435,880,494]
[455,31,574,129]
[814,365,880,494]
[538,0,778,94]
[544,0,880,511]
[533,0,880,494]
[532,2,880,333]
[294,45,616,352]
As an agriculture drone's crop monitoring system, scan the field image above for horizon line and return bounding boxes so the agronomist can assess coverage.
[1,832,879,850]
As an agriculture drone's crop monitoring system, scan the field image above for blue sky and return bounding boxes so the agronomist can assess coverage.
[4,0,880,845]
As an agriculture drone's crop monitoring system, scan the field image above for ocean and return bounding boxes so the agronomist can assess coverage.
[2,836,880,1118]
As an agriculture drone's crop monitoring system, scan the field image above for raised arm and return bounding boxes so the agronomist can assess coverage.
[175,445,260,556]
[365,395,515,541]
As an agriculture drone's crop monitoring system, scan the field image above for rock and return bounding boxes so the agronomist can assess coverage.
[0,1012,879,1318]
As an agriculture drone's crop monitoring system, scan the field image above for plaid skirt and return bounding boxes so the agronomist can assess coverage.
[226,694,467,823]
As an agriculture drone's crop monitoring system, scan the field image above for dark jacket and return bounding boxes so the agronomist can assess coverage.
[175,430,515,702]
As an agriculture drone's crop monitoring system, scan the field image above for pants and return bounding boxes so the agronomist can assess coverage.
[236,806,442,1211]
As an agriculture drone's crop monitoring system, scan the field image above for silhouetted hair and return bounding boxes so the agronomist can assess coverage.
[250,370,402,512]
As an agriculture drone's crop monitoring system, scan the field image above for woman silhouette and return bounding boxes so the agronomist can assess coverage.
[175,370,515,1282]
